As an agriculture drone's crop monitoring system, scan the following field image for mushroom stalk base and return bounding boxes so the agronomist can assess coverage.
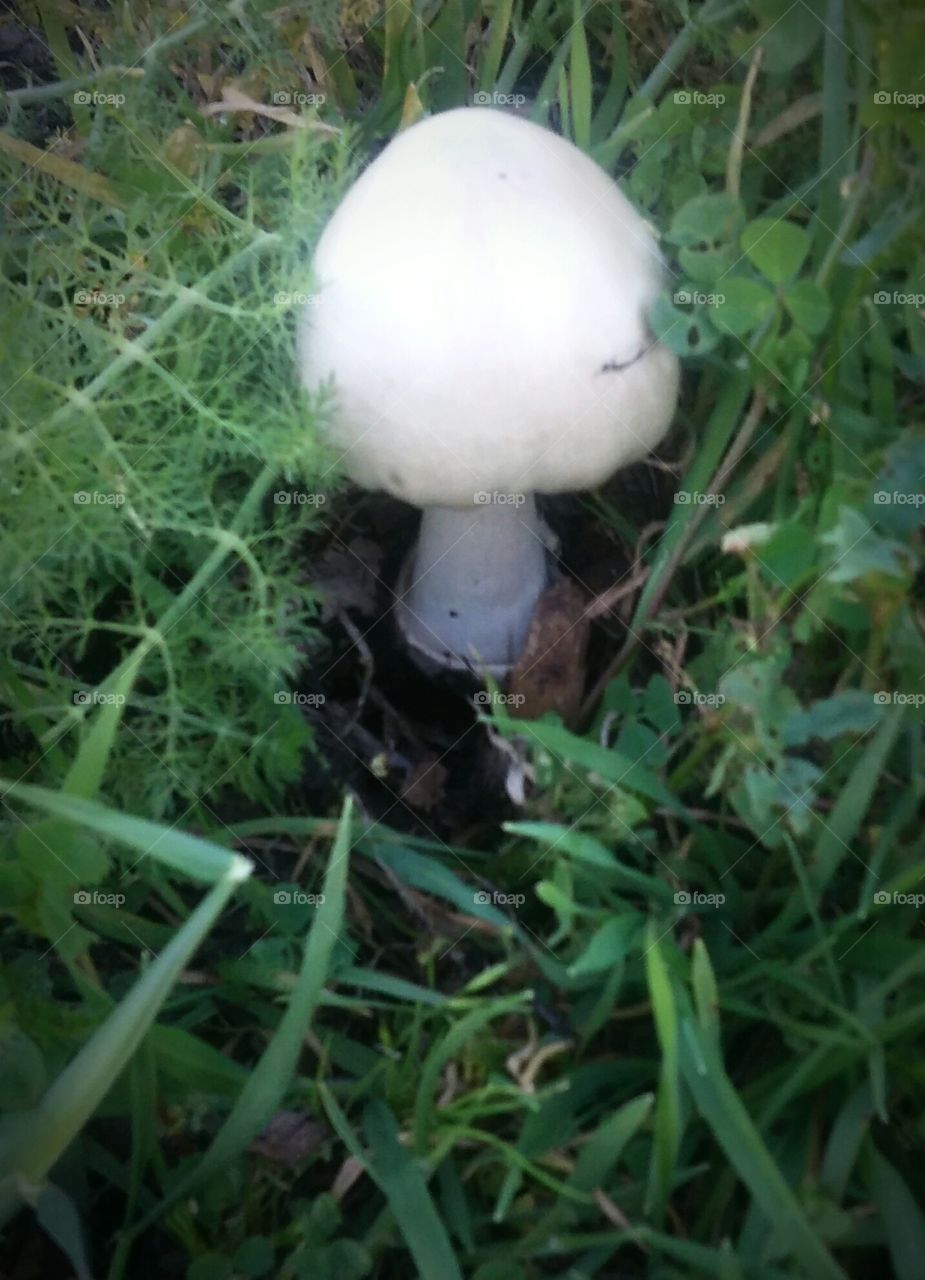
[396,497,552,676]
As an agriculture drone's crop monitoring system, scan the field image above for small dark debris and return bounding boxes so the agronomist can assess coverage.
[249,1110,329,1167]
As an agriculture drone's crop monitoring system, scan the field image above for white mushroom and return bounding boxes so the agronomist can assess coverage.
[299,107,679,674]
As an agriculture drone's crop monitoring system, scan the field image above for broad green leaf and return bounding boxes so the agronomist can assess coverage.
[741,218,811,283]
[782,692,883,746]
[669,193,744,247]
[821,507,914,583]
[649,291,720,355]
[713,277,776,335]
[783,279,832,334]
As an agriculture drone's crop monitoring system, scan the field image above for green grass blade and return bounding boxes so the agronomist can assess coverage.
[364,1100,463,1280]
[1,777,248,884]
[678,1012,848,1280]
[644,924,682,1221]
[569,0,593,151]
[865,1140,925,1280]
[0,861,249,1223]
[413,994,530,1153]
[168,796,352,1178]
[478,0,515,92]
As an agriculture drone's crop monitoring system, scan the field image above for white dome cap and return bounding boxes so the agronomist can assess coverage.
[299,107,679,507]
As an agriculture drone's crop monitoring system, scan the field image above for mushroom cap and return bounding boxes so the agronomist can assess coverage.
[299,107,679,507]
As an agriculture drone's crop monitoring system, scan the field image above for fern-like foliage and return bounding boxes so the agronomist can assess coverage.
[0,7,358,816]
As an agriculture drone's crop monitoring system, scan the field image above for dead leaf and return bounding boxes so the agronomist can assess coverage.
[162,123,203,176]
[400,756,448,812]
[311,537,383,621]
[0,130,124,206]
[200,85,339,134]
[508,578,590,725]
[249,1109,328,1167]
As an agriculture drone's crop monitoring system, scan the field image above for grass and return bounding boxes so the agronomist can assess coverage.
[1,1,924,1278]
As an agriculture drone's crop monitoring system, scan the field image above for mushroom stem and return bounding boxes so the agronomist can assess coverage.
[397,496,551,674]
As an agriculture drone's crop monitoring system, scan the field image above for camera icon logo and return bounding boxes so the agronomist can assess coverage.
[675,690,691,704]
[73,890,91,904]
[873,890,890,905]
[474,491,491,505]
[873,691,890,705]
[473,91,491,106]
[74,90,91,105]
[73,690,90,705]
[274,491,292,504]
[673,90,691,105]
[674,491,691,504]
[274,691,292,705]
[674,891,692,905]
[473,890,490,904]
[273,889,292,904]
[673,290,692,305]
[873,91,890,105]
[873,291,890,305]
[73,491,91,505]
[873,491,889,504]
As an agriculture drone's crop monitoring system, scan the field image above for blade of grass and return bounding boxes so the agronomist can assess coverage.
[774,706,905,931]
[478,0,515,92]
[0,859,250,1225]
[413,994,531,1153]
[363,1100,463,1280]
[644,923,682,1222]
[677,1011,848,1280]
[110,797,354,1278]
[1,778,249,884]
[569,0,593,151]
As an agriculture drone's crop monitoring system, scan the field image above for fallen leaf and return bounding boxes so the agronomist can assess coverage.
[400,756,448,812]
[508,578,590,724]
[200,85,339,134]
[311,537,383,621]
[249,1109,328,1167]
